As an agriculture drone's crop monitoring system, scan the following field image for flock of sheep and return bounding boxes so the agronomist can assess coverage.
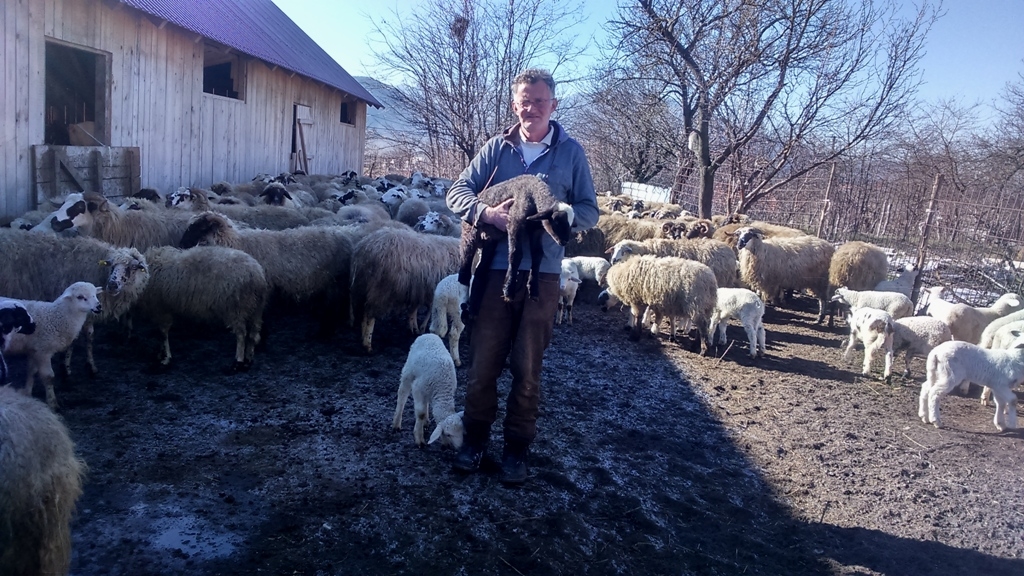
[1,169,1022,573]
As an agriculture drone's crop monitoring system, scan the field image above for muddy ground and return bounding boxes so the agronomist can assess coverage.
[9,287,1024,575]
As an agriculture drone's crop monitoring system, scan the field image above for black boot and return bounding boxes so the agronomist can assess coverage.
[453,420,490,473]
[499,436,530,485]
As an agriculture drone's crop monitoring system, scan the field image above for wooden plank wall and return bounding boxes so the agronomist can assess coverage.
[1,0,369,218]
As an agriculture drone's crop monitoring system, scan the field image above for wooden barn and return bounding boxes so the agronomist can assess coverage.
[0,0,382,219]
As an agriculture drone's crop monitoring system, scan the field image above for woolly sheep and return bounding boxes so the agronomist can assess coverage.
[136,246,269,370]
[874,265,919,298]
[0,300,36,385]
[980,309,1024,348]
[712,221,806,250]
[48,192,194,251]
[4,282,102,407]
[827,241,888,325]
[923,287,1024,344]
[557,260,582,326]
[608,237,738,289]
[0,229,150,377]
[735,227,834,323]
[596,212,662,246]
[842,306,895,383]
[830,287,913,320]
[166,187,319,231]
[396,197,430,228]
[599,255,718,353]
[457,175,575,311]
[392,333,464,448]
[428,274,469,367]
[351,227,462,353]
[709,287,766,358]
[563,226,607,258]
[564,256,612,286]
[919,334,1024,431]
[0,386,85,576]
[414,211,461,238]
[890,316,953,379]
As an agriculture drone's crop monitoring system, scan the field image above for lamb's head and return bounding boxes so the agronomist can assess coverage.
[260,182,297,208]
[428,411,465,449]
[180,212,233,248]
[528,202,575,246]
[62,281,103,315]
[380,187,408,208]
[597,287,621,312]
[608,240,641,264]
[102,248,149,297]
[49,192,106,233]
[0,299,36,350]
[735,227,763,251]
[167,187,195,209]
[830,287,852,305]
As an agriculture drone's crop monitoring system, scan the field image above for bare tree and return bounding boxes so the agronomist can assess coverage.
[369,0,587,176]
[606,0,938,218]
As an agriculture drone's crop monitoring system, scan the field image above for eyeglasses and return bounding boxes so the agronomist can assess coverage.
[514,98,555,109]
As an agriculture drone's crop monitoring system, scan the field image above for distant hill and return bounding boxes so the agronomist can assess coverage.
[356,76,417,138]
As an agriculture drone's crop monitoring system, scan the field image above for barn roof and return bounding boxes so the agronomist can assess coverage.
[121,0,383,108]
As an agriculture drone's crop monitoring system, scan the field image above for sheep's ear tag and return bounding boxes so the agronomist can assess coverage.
[98,260,110,266]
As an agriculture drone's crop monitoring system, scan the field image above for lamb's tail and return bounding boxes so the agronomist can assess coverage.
[429,297,449,338]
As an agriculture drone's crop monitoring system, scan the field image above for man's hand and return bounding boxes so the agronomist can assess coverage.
[479,198,514,229]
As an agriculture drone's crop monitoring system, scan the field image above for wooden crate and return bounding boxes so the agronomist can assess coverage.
[31,145,141,206]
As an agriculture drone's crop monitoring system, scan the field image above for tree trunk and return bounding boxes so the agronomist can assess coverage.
[698,163,715,218]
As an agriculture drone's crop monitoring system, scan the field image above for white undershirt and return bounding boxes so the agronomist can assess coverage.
[519,125,554,167]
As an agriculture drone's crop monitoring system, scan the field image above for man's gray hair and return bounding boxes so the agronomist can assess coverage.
[512,69,556,98]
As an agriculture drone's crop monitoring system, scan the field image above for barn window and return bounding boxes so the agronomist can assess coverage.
[44,41,110,146]
[340,100,354,124]
[203,44,245,100]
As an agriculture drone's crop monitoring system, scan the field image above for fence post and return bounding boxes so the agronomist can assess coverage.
[815,162,837,238]
[911,173,944,308]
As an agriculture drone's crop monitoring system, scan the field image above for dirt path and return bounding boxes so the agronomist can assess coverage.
[19,290,1022,575]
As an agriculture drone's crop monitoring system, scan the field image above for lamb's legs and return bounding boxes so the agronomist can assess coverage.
[414,402,429,447]
[448,315,464,367]
[361,315,376,353]
[503,229,526,301]
[918,380,932,424]
[991,388,1018,431]
[756,323,766,356]
[392,374,413,431]
[743,323,758,358]
[84,322,98,376]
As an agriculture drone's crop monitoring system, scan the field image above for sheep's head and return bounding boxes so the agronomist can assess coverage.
[991,293,1023,314]
[415,211,453,235]
[830,287,851,305]
[661,221,687,240]
[260,182,296,207]
[428,411,465,449]
[210,181,233,195]
[597,288,620,312]
[0,300,36,349]
[380,187,408,208]
[686,220,714,239]
[735,227,762,250]
[49,192,105,233]
[180,212,229,248]
[529,202,575,246]
[103,248,149,297]
[62,281,103,315]
[608,241,640,264]
[133,188,162,203]
[632,199,645,211]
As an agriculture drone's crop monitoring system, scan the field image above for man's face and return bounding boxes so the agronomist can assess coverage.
[512,81,557,137]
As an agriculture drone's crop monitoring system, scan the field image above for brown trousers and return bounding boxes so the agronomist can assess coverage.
[464,269,560,442]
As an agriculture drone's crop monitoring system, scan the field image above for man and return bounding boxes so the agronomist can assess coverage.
[446,69,599,485]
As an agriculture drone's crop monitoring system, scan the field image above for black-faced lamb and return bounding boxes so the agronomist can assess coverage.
[830,287,914,320]
[842,306,895,383]
[457,175,575,315]
[919,334,1024,431]
[599,255,718,353]
[710,287,766,359]
[47,192,194,251]
[0,300,36,385]
[735,227,834,323]
[392,333,464,448]
[922,286,1024,344]
[608,237,738,289]
[428,274,469,367]
[136,246,269,371]
[351,226,462,353]
[0,386,85,576]
[0,229,150,377]
[3,282,102,407]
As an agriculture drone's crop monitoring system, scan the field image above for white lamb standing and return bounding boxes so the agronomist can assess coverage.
[557,259,582,326]
[919,333,1024,431]
[922,286,1024,344]
[3,282,102,407]
[709,287,766,358]
[428,274,468,367]
[392,334,464,448]
[843,306,895,383]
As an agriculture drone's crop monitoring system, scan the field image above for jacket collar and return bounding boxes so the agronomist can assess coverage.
[502,121,564,147]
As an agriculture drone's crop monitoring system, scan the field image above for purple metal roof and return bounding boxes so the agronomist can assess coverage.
[121,0,382,108]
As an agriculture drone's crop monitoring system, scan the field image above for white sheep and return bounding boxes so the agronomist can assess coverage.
[0,386,85,576]
[136,246,269,371]
[734,227,834,323]
[599,255,718,354]
[919,334,1024,431]
[0,229,150,378]
[607,237,737,289]
[3,282,102,407]
[564,256,612,286]
[557,260,582,326]
[392,333,464,448]
[709,287,766,358]
[842,306,895,383]
[923,286,1024,344]
[428,274,469,367]
[890,316,953,379]
[980,308,1024,348]
[874,265,919,298]
[830,287,914,319]
[351,226,462,353]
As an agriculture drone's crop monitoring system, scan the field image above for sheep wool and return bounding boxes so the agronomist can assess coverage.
[608,237,737,288]
[735,227,834,323]
[0,386,86,576]
[891,316,953,379]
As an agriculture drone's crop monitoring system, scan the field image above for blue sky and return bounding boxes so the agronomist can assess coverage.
[272,0,1024,113]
